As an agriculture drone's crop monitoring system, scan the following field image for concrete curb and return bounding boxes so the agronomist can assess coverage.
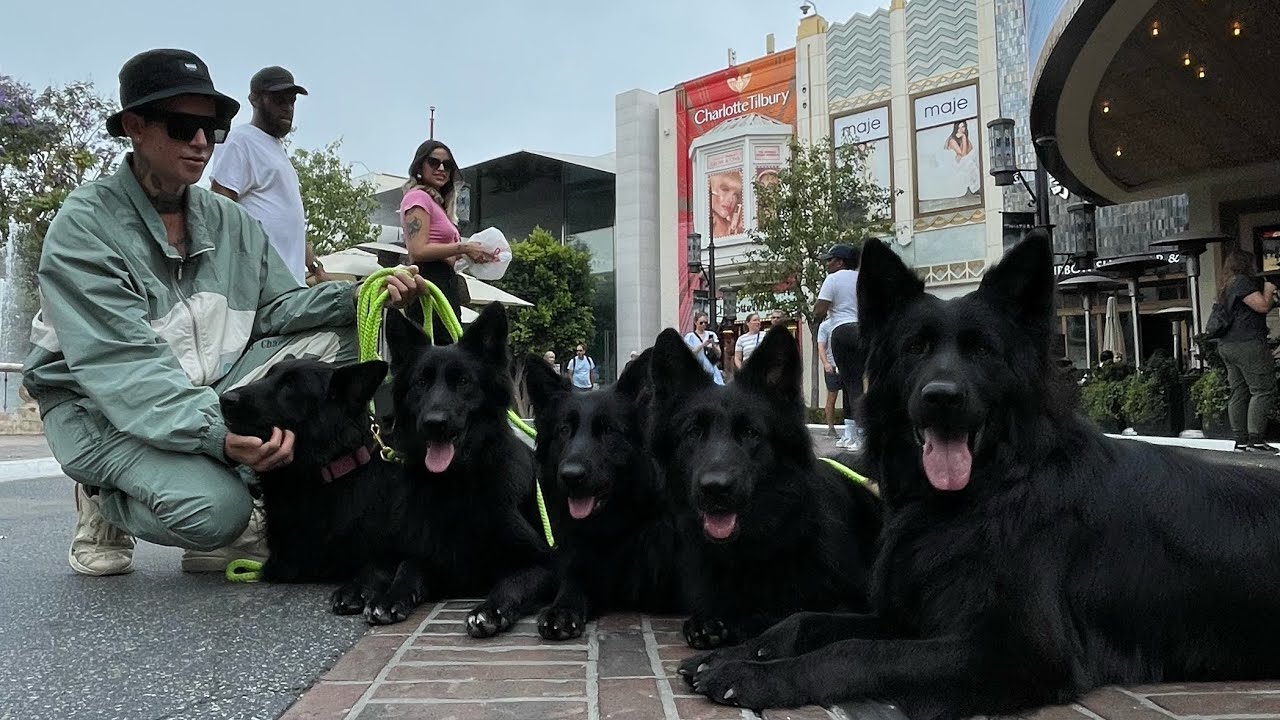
[0,457,63,483]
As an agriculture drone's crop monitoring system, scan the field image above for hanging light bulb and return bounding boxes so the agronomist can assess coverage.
[1183,52,1192,66]
[1197,65,1207,79]
[1232,21,1242,37]
[1151,21,1161,37]
[1101,101,1111,114]
[1115,147,1123,157]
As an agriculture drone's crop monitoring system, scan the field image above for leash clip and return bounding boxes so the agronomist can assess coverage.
[369,417,402,463]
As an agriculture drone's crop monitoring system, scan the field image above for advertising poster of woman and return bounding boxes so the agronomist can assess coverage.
[913,84,983,215]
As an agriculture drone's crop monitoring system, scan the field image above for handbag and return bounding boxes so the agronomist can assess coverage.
[1203,300,1232,341]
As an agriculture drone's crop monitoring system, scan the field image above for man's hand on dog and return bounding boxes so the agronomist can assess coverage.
[225,427,296,472]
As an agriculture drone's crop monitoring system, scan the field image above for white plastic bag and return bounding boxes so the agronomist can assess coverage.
[453,227,512,280]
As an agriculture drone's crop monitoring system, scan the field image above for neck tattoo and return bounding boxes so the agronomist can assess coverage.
[131,154,186,214]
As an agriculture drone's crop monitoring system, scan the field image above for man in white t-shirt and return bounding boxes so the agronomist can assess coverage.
[210,66,323,285]
[813,243,864,450]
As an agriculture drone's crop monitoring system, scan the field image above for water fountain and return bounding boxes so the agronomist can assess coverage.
[0,227,29,415]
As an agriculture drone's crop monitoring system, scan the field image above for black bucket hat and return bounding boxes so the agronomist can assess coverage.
[105,48,240,137]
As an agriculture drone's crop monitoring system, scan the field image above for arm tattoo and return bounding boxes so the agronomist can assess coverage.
[405,215,423,238]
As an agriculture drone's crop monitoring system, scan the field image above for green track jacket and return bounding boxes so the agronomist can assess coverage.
[22,158,357,463]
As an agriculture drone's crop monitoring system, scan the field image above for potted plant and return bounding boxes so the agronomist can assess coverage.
[1121,351,1182,436]
[1080,361,1132,434]
[1190,367,1231,439]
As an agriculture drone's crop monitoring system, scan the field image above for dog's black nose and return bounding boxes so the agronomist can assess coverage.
[921,381,963,408]
[559,462,587,485]
[698,471,734,499]
[423,411,449,433]
[220,389,241,407]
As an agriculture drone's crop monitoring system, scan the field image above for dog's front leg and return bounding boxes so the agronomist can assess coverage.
[538,561,589,641]
[467,564,557,639]
[680,611,884,679]
[363,559,427,626]
[331,561,395,616]
[690,634,978,713]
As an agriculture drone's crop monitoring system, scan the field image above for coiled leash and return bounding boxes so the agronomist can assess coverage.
[355,267,556,549]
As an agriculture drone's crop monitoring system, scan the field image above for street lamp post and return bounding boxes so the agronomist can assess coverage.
[989,117,1101,362]
[687,231,717,330]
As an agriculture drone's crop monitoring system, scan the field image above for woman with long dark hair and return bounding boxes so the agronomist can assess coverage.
[1215,250,1278,451]
[400,139,491,344]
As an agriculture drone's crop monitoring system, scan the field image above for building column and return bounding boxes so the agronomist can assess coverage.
[889,0,914,247]
[614,89,663,374]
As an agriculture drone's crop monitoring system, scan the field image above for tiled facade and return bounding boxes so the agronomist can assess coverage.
[994,0,1189,259]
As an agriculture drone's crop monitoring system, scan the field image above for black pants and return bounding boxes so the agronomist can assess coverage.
[407,260,462,346]
[830,322,865,422]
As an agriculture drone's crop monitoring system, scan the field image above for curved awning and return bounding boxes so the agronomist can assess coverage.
[1027,0,1280,205]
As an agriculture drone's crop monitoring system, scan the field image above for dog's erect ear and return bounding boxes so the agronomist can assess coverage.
[649,328,711,405]
[858,237,924,341]
[977,229,1055,332]
[330,360,389,407]
[615,348,653,400]
[385,309,429,373]
[460,302,510,366]
[736,326,801,406]
[524,353,569,413]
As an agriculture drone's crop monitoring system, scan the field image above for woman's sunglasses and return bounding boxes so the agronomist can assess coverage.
[424,156,457,173]
[137,109,229,144]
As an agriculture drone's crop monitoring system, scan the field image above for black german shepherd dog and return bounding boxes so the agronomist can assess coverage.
[383,301,559,638]
[524,348,684,640]
[650,325,883,651]
[681,232,1280,718]
[219,358,425,624]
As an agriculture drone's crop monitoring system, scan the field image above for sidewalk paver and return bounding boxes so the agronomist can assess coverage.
[283,602,849,720]
[285,602,1280,720]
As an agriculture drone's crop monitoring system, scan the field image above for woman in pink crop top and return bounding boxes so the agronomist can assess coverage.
[400,139,491,344]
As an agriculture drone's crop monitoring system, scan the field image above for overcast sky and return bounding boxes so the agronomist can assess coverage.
[3,0,886,176]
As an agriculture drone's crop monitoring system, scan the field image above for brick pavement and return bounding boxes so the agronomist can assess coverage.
[282,600,1280,720]
[281,600,841,720]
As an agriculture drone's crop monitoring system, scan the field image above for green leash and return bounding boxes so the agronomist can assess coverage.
[355,267,556,550]
[819,457,877,495]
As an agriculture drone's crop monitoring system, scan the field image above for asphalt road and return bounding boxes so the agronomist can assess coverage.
[0,473,369,720]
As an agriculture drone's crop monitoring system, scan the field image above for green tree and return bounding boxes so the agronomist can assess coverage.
[290,139,379,256]
[740,136,892,405]
[493,227,596,414]
[0,76,125,299]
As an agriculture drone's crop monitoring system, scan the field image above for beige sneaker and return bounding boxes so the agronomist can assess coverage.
[180,498,269,573]
[69,484,135,576]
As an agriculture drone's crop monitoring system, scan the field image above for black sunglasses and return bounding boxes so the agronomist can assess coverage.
[137,108,229,144]
[424,156,457,173]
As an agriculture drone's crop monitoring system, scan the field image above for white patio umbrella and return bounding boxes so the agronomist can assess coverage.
[316,248,533,309]
[1101,294,1123,361]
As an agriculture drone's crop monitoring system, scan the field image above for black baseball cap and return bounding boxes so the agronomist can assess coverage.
[250,66,308,95]
[819,244,859,262]
[105,49,240,137]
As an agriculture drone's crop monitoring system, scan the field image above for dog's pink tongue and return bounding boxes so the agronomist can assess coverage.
[424,441,455,473]
[922,429,971,491]
[701,512,738,540]
[568,497,597,520]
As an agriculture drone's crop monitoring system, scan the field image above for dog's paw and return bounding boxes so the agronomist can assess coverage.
[684,616,733,650]
[363,595,413,626]
[690,658,807,710]
[330,583,367,616]
[538,606,585,641]
[466,602,514,639]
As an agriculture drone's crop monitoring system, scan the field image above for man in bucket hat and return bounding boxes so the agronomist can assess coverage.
[22,49,430,577]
